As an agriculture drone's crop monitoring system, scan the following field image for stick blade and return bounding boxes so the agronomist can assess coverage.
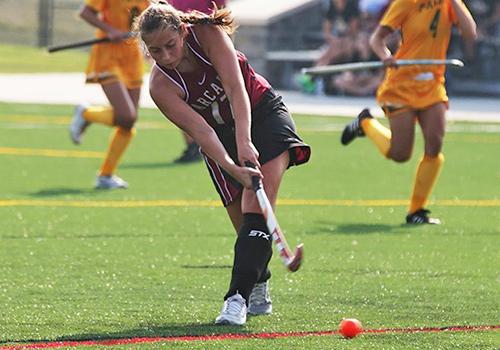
[287,244,304,272]
[449,59,464,67]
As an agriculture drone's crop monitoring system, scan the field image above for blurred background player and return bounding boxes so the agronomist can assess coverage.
[341,0,477,224]
[70,0,150,189]
[167,0,229,163]
[135,2,310,325]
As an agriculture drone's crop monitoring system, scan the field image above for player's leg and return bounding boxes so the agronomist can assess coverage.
[208,162,272,321]
[406,102,446,224]
[341,107,393,156]
[70,102,118,145]
[225,193,243,232]
[216,151,289,325]
[315,37,342,67]
[95,82,139,189]
[386,110,417,162]
[174,132,202,163]
[341,107,416,160]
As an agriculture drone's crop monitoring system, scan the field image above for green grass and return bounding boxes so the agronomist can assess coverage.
[0,44,89,73]
[0,102,499,350]
[0,44,151,73]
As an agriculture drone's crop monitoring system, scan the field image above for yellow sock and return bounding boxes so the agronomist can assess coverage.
[409,153,445,213]
[99,127,136,176]
[361,118,391,157]
[83,106,114,126]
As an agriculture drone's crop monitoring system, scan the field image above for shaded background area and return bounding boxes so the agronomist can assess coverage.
[0,0,498,96]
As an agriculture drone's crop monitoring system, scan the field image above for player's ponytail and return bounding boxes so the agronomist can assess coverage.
[133,1,236,37]
[179,8,236,34]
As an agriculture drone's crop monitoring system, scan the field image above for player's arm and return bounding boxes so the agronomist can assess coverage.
[149,68,261,188]
[194,25,260,168]
[369,0,408,66]
[322,18,335,44]
[79,5,127,41]
[370,25,396,66]
[450,0,477,41]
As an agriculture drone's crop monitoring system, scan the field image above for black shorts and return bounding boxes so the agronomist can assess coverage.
[203,89,311,206]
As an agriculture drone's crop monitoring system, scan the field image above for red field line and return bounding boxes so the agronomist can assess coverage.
[2,325,499,349]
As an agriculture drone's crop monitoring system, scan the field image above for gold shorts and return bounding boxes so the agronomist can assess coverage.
[376,77,448,117]
[85,38,144,89]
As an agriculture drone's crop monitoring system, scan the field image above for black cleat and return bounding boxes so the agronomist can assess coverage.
[406,209,441,225]
[341,108,373,145]
[174,142,202,163]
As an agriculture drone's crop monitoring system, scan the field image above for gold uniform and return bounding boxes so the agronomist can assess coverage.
[376,0,472,115]
[85,0,149,88]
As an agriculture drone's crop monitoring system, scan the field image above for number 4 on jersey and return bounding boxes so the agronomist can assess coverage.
[429,9,441,38]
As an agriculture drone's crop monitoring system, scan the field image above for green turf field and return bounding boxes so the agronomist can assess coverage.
[0,102,499,349]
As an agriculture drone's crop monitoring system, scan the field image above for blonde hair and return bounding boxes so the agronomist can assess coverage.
[133,0,236,37]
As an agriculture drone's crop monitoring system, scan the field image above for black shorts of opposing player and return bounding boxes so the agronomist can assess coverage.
[225,213,273,303]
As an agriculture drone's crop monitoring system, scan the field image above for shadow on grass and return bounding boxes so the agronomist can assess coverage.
[3,322,250,346]
[312,222,407,235]
[181,264,232,269]
[27,188,99,197]
[121,161,202,169]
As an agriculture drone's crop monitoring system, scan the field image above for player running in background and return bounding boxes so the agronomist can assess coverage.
[167,0,229,163]
[341,0,476,224]
[134,1,310,325]
[70,0,150,189]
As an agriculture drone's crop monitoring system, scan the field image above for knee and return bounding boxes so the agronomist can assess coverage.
[425,137,444,156]
[389,151,412,163]
[114,110,137,129]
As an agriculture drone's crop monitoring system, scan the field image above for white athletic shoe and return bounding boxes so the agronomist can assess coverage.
[248,281,272,315]
[95,175,128,189]
[70,103,89,145]
[215,293,247,326]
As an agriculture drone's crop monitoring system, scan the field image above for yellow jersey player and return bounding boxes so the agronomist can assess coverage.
[341,0,476,224]
[70,0,149,189]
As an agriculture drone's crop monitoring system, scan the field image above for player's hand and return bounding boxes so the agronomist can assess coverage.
[237,140,260,169]
[383,56,397,68]
[107,29,128,42]
[232,164,263,189]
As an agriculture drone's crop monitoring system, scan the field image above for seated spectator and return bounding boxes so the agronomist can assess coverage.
[456,0,498,77]
[327,0,391,96]
[481,0,500,37]
[315,0,371,67]
[359,0,391,32]
[331,69,384,96]
[469,0,500,38]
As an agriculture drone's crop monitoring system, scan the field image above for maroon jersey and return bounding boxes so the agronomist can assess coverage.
[155,26,271,129]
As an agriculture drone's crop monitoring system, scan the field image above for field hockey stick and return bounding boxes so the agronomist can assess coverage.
[245,162,304,272]
[47,32,134,53]
[301,58,464,75]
